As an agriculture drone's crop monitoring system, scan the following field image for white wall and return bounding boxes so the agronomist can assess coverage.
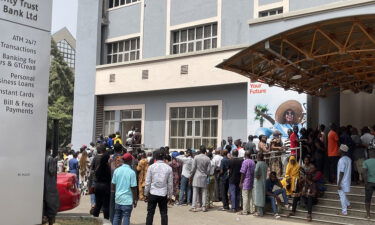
[96,48,249,95]
[340,91,375,128]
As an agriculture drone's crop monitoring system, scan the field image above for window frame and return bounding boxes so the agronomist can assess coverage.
[165,101,222,150]
[108,0,140,10]
[106,37,140,64]
[170,23,218,55]
[103,111,116,137]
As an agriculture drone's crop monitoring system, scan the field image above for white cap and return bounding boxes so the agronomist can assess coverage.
[340,144,349,152]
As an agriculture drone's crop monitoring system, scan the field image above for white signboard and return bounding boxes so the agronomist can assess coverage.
[247,82,307,140]
[0,1,52,224]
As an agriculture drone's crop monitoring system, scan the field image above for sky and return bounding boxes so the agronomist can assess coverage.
[51,0,78,38]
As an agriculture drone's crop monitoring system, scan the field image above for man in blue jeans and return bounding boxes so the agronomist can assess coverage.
[266,171,289,219]
[176,149,193,205]
[112,153,138,225]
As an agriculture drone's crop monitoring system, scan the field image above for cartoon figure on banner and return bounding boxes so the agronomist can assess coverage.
[254,100,306,138]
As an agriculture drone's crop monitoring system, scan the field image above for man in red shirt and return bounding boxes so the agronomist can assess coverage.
[290,126,299,156]
[327,123,339,183]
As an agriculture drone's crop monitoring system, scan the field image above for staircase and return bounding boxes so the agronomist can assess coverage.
[283,184,375,225]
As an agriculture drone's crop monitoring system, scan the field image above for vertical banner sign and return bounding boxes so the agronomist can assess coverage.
[247,82,307,140]
[0,1,52,224]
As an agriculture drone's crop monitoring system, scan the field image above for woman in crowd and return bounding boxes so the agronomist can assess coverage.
[288,173,317,222]
[312,130,325,173]
[281,156,301,196]
[270,130,284,177]
[302,155,314,175]
[79,150,90,193]
[93,153,111,219]
[170,152,182,205]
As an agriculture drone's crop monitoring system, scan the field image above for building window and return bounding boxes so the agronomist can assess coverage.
[120,109,143,142]
[259,7,283,18]
[104,111,115,137]
[56,39,75,69]
[107,37,140,64]
[169,106,218,150]
[171,23,217,55]
[109,0,139,9]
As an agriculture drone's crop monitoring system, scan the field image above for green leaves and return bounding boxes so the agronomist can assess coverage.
[47,40,74,147]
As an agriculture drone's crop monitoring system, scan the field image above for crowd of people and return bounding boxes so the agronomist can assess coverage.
[50,123,375,225]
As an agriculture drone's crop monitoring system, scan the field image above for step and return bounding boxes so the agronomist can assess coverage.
[284,208,375,225]
[325,184,367,195]
[314,205,375,218]
[318,198,375,210]
[265,212,348,225]
[322,191,375,204]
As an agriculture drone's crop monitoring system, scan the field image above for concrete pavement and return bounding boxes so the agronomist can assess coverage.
[60,195,314,225]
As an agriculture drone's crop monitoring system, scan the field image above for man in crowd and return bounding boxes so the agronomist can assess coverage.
[112,153,138,225]
[328,123,340,183]
[190,145,211,212]
[235,139,245,158]
[363,140,375,219]
[145,150,173,225]
[228,150,243,212]
[290,126,299,156]
[220,148,230,210]
[212,149,223,202]
[43,141,59,225]
[245,135,257,155]
[224,136,237,152]
[88,144,105,214]
[337,144,352,216]
[176,149,194,205]
[239,151,255,215]
[266,171,289,219]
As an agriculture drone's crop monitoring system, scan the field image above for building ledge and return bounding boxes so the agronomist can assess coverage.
[96,44,248,71]
[248,0,375,25]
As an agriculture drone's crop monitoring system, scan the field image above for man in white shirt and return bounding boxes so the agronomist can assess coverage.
[176,149,194,205]
[235,139,245,158]
[144,150,173,225]
[337,144,352,216]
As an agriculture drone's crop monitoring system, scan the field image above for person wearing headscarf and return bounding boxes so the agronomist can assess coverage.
[281,156,300,195]
[136,152,149,201]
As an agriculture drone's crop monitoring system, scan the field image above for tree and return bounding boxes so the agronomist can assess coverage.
[254,104,270,127]
[47,40,74,147]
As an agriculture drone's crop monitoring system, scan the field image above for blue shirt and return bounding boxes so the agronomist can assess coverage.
[112,164,137,205]
[69,158,78,174]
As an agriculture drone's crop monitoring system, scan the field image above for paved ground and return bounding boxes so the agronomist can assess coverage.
[60,195,312,225]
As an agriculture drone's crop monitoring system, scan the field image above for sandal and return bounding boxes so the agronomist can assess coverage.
[189,208,198,212]
[238,212,249,215]
[307,214,312,222]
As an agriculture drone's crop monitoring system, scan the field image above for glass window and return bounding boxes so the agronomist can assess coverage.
[169,105,219,149]
[259,7,283,18]
[107,37,140,64]
[109,0,139,8]
[171,23,218,55]
[104,111,115,136]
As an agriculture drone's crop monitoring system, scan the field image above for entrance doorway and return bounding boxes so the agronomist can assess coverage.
[120,108,143,143]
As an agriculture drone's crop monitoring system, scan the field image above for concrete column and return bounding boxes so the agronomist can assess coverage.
[114,110,121,133]
[307,95,319,129]
[318,89,340,127]
[71,0,103,147]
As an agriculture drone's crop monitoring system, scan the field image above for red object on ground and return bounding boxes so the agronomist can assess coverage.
[57,173,81,212]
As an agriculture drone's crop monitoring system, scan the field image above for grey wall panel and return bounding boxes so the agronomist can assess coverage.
[107,3,141,39]
[143,0,167,59]
[170,0,217,26]
[259,0,282,6]
[221,0,252,47]
[290,0,343,11]
[103,83,248,148]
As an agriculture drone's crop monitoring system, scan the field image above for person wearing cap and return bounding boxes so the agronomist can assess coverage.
[337,144,352,216]
[145,150,173,225]
[112,153,138,225]
[363,140,375,219]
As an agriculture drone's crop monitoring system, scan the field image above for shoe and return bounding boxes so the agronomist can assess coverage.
[220,207,229,211]
[287,212,295,218]
[238,212,249,215]
[229,209,236,213]
[202,207,207,212]
[274,214,281,219]
[307,214,312,222]
[189,208,198,212]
